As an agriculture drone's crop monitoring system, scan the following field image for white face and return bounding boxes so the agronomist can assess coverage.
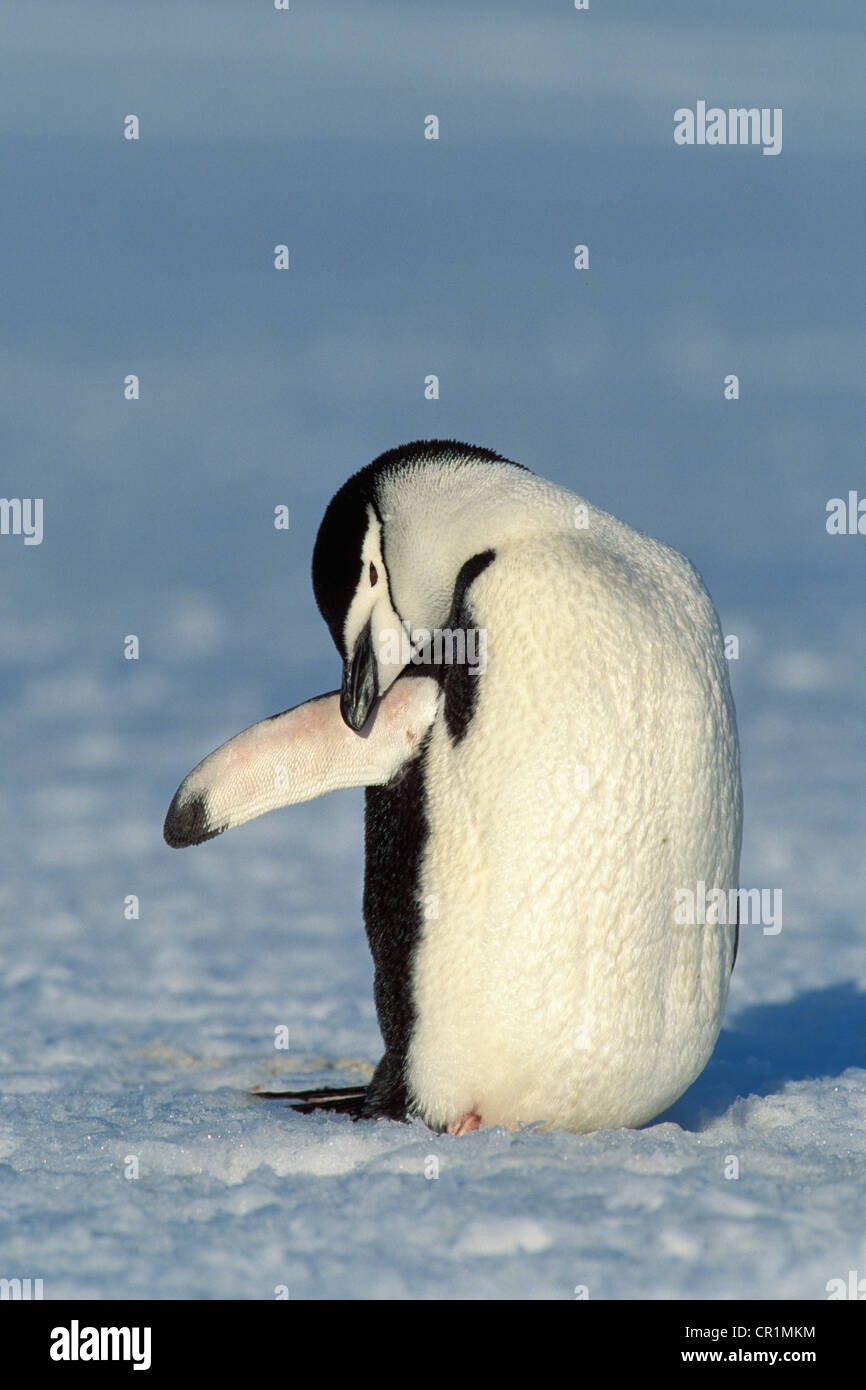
[342,506,408,701]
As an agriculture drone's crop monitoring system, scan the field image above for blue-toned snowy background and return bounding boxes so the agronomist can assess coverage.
[1,0,864,1299]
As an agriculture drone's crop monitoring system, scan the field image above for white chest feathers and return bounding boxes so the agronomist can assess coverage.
[407,532,740,1132]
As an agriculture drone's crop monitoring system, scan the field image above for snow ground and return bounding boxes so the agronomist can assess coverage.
[1,593,864,1301]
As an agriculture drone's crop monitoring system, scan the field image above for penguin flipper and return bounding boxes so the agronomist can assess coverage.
[250,1083,369,1118]
[164,676,440,848]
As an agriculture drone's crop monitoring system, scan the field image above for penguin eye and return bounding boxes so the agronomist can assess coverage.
[369,562,378,587]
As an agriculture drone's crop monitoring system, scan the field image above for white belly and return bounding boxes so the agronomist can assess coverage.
[406,535,741,1133]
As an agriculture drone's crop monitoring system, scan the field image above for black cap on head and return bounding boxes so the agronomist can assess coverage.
[312,440,523,655]
[312,471,375,655]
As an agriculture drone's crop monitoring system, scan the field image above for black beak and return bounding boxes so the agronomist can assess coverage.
[340,620,378,731]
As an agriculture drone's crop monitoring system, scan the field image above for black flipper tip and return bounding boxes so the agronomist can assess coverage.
[163,791,226,848]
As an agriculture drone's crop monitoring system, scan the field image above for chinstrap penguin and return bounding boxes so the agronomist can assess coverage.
[164,440,742,1135]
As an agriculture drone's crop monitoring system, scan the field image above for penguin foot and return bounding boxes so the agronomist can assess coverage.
[447,1112,482,1136]
[250,1083,369,1117]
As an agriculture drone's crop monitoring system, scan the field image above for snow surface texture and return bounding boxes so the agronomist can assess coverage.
[1,596,864,1301]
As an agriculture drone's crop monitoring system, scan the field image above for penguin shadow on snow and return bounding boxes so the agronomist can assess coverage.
[656,981,866,1131]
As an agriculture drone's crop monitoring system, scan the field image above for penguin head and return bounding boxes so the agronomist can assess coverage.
[312,439,527,731]
[314,495,404,731]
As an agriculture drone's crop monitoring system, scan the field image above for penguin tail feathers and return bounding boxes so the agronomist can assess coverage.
[250,1083,369,1118]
